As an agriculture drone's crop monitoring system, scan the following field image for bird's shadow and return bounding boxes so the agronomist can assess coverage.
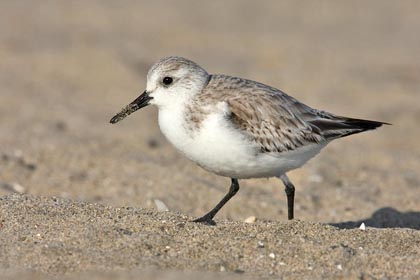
[330,207,420,230]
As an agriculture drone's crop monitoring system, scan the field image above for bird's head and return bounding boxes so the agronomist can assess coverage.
[110,56,209,124]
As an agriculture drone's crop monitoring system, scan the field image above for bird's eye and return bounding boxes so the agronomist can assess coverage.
[162,77,173,86]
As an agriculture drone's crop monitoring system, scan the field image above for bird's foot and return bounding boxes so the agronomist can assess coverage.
[192,215,216,226]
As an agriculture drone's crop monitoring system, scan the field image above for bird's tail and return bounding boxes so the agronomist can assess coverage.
[309,116,390,140]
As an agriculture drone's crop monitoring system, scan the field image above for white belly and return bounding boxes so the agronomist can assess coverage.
[158,108,326,179]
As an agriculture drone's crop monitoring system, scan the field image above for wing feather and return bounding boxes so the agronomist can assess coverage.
[227,95,324,153]
[198,75,386,153]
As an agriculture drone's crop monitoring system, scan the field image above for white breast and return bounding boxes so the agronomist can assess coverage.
[158,103,326,179]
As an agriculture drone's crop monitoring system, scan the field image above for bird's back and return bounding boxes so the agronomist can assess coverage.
[193,75,387,153]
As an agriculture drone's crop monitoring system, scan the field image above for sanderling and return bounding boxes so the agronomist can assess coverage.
[110,56,388,225]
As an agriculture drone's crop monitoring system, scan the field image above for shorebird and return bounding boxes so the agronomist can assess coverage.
[110,56,388,225]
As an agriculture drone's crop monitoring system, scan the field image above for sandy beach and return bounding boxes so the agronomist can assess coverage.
[1,1,419,279]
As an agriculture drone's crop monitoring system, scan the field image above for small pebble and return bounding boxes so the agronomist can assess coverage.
[244,216,257,223]
[220,266,226,272]
[337,264,343,270]
[154,199,169,212]
[257,240,265,248]
[12,183,25,193]
[359,223,366,230]
[269,253,276,259]
[1,182,26,193]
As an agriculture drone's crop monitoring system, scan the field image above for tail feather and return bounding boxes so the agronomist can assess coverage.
[309,117,390,139]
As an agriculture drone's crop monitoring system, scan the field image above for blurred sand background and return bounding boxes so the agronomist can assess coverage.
[0,1,419,279]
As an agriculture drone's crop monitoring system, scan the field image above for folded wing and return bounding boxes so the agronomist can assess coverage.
[226,87,387,153]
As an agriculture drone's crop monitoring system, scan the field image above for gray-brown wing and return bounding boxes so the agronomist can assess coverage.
[202,75,386,153]
[226,94,325,153]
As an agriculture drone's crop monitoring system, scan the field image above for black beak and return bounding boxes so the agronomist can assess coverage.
[110,90,153,124]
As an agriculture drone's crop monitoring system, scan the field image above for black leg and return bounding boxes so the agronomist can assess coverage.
[279,175,295,220]
[193,178,240,225]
